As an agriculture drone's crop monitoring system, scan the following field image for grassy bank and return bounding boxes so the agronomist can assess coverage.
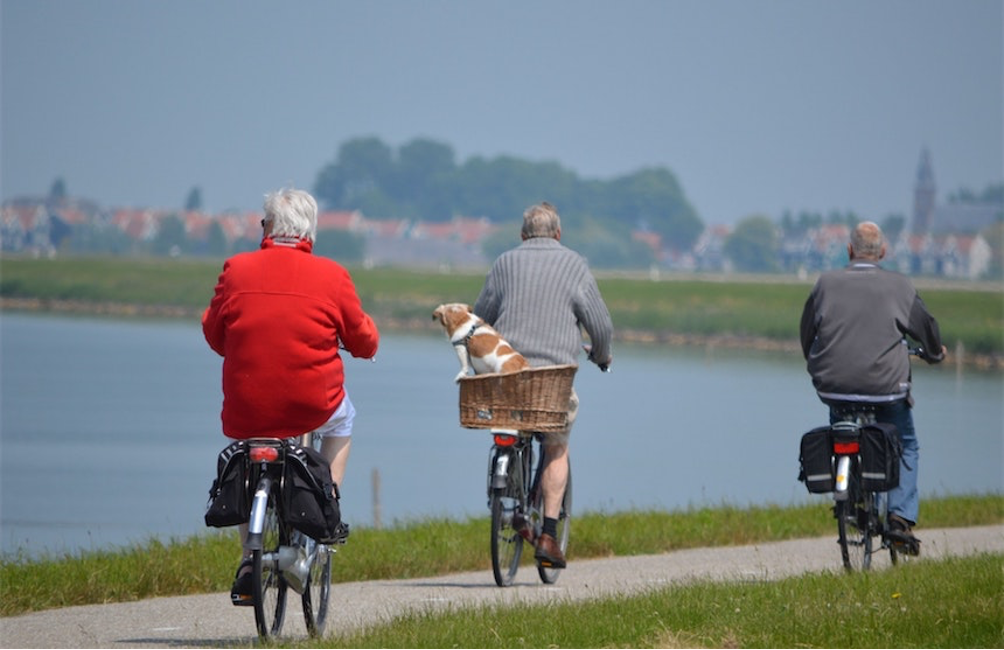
[2,256,1002,359]
[1,494,1000,618]
[3,498,1000,648]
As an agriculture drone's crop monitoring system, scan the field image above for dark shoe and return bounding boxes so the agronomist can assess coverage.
[511,512,535,543]
[887,514,921,556]
[320,521,350,545]
[230,559,254,606]
[534,533,566,568]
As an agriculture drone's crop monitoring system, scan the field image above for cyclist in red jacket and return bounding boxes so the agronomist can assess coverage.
[203,187,378,604]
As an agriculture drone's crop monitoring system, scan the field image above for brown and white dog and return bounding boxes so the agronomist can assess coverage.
[432,302,529,382]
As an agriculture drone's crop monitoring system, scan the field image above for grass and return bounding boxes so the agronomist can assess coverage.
[318,553,1003,648]
[2,494,1000,618]
[1,256,1002,357]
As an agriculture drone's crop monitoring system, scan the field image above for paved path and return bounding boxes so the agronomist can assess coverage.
[2,525,1001,648]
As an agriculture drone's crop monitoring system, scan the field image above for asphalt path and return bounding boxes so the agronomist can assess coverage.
[2,525,1001,649]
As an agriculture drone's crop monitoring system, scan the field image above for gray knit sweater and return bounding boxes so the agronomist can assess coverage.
[474,237,613,369]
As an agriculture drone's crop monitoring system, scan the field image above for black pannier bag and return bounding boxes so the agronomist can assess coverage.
[205,440,250,527]
[283,443,342,543]
[859,422,902,491]
[798,426,834,493]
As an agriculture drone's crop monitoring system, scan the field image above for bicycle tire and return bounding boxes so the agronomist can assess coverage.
[836,473,873,572]
[536,466,571,584]
[302,539,331,637]
[490,449,524,587]
[252,483,289,638]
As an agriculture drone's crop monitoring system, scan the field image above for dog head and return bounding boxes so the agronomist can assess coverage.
[432,303,476,336]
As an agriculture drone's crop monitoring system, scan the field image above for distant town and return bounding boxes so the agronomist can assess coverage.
[3,149,1000,280]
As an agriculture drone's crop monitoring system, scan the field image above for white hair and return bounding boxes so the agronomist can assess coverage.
[262,188,317,242]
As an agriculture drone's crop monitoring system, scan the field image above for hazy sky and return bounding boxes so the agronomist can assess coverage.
[2,0,1001,225]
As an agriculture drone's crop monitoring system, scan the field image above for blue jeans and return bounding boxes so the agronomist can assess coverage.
[829,400,919,525]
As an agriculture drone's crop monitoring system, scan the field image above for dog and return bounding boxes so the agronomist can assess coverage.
[432,303,529,382]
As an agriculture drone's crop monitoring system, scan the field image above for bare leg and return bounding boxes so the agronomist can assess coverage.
[320,436,352,488]
[541,442,569,519]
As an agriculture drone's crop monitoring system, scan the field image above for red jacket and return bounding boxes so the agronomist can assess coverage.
[202,237,379,439]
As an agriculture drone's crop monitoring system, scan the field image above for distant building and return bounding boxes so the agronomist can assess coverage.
[911,148,1001,235]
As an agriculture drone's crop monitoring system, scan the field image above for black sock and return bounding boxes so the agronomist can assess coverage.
[543,517,558,538]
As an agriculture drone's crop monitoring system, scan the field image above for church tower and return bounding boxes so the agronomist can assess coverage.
[912,147,936,235]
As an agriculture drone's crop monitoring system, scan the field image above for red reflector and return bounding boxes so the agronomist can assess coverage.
[250,447,279,462]
[493,434,517,447]
[834,442,859,454]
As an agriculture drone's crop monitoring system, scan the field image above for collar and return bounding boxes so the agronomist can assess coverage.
[261,236,313,253]
[452,321,480,348]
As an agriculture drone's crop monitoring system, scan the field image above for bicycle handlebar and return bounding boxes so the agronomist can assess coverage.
[582,344,611,373]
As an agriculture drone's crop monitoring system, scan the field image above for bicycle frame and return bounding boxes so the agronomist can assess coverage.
[242,434,332,639]
[829,408,901,571]
[486,428,570,587]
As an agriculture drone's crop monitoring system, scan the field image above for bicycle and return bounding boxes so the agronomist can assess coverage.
[800,347,925,572]
[827,404,909,571]
[457,363,580,587]
[487,428,572,586]
[240,433,339,639]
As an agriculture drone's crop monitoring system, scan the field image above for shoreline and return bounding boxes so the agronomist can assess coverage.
[3,296,1001,370]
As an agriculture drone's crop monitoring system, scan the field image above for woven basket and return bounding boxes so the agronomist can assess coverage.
[458,364,577,431]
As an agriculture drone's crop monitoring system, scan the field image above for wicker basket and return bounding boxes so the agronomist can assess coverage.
[458,364,577,431]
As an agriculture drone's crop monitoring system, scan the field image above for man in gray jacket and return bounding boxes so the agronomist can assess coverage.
[800,221,946,552]
[475,202,613,568]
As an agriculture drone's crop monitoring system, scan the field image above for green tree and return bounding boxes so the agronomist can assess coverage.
[981,221,1004,280]
[314,137,396,209]
[395,138,457,220]
[881,213,907,242]
[206,220,228,257]
[48,177,67,206]
[185,187,203,211]
[313,229,366,264]
[604,168,702,251]
[724,215,779,272]
[152,214,188,256]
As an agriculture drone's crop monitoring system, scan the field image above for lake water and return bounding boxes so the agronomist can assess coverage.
[1,312,1001,558]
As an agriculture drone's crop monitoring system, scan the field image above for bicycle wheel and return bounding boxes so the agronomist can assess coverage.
[490,449,525,587]
[536,466,572,584]
[302,539,331,637]
[836,474,873,572]
[252,483,289,638]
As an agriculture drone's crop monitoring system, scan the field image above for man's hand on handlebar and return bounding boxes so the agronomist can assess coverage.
[582,344,612,372]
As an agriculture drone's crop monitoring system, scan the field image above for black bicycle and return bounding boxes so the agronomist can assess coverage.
[487,429,572,586]
[801,347,926,572]
[828,405,907,571]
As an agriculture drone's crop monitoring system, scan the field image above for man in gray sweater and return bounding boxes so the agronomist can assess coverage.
[800,221,945,551]
[475,202,613,568]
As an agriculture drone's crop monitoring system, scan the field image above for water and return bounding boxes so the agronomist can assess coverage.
[2,312,1001,558]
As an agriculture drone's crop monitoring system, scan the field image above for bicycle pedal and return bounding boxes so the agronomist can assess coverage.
[231,594,254,607]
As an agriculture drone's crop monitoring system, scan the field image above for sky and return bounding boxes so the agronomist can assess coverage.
[2,0,1001,226]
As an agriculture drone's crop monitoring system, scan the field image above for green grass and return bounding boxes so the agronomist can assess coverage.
[2,494,1000,618]
[2,256,1002,357]
[2,497,1000,649]
[319,553,1003,649]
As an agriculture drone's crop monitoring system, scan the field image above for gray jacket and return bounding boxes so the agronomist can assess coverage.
[474,237,613,368]
[800,262,944,402]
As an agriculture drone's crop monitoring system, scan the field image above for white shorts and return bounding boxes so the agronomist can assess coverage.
[313,393,356,438]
